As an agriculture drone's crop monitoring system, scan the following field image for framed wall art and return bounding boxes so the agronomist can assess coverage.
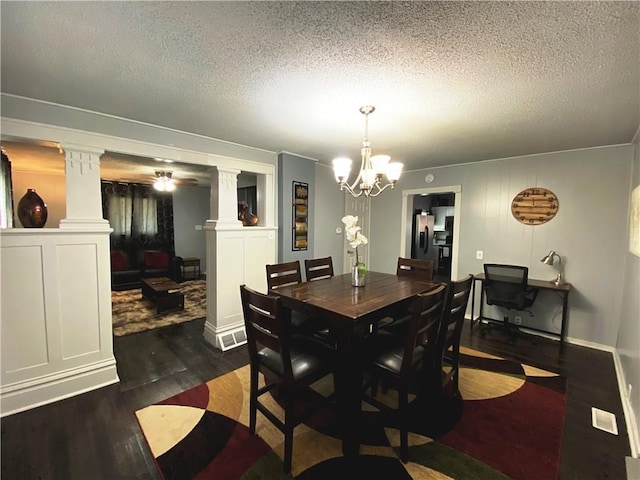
[292,181,308,251]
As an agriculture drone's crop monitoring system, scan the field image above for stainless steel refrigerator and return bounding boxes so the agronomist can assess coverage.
[411,213,437,264]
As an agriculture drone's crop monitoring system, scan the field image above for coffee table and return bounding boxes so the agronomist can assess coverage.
[141,277,185,313]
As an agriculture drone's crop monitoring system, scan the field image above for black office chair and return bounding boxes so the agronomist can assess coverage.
[482,264,539,337]
[239,285,336,474]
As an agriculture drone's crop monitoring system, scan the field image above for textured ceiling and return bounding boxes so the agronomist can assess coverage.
[1,1,639,176]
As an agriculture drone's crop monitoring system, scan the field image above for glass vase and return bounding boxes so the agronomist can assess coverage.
[351,263,366,287]
[17,188,48,228]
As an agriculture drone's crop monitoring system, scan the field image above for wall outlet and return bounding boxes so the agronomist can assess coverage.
[514,316,522,325]
[476,250,483,260]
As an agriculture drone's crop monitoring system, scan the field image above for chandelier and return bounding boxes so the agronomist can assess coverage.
[153,171,176,192]
[332,106,403,198]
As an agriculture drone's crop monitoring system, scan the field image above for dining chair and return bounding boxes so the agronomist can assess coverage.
[396,257,435,281]
[361,283,448,463]
[266,260,303,290]
[239,285,336,474]
[304,256,334,282]
[266,260,334,342]
[377,257,437,333]
[482,264,539,338]
[429,274,474,399]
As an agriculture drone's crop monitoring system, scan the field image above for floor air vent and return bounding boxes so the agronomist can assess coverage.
[591,407,618,435]
[217,327,247,351]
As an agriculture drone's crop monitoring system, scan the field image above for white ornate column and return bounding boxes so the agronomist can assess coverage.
[58,144,109,230]
[203,167,243,350]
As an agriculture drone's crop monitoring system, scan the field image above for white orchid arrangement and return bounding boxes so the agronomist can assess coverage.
[342,215,368,273]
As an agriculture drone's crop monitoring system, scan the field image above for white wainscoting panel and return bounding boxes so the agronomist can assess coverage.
[57,243,101,359]
[204,225,276,350]
[1,244,49,375]
[0,229,119,417]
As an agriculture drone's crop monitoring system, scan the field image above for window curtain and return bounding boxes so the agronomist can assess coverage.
[132,186,158,236]
[0,151,14,228]
[101,181,174,256]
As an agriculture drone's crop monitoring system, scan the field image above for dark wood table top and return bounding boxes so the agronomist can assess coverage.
[274,271,439,324]
[140,277,181,293]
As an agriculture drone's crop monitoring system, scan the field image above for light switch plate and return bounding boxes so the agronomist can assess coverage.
[476,250,483,260]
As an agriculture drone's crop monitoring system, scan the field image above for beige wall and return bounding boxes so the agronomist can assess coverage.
[12,171,66,228]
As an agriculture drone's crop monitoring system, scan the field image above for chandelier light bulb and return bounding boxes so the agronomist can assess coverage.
[332,106,403,198]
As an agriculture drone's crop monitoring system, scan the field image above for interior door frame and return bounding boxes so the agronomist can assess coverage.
[399,185,462,279]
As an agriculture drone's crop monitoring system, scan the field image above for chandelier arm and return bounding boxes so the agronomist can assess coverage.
[341,182,364,198]
[368,181,397,197]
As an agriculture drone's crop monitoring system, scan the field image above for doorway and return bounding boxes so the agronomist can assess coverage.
[400,185,461,282]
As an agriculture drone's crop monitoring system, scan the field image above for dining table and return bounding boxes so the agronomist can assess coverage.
[273,270,439,456]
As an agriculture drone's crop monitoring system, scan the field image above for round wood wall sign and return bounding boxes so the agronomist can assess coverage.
[511,187,559,225]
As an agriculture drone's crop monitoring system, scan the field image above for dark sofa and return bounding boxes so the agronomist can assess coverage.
[110,249,183,290]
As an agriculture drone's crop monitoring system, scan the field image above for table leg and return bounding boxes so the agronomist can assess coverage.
[560,291,569,349]
[334,327,362,457]
[470,277,477,330]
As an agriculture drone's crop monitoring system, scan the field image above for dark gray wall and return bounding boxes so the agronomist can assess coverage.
[173,186,210,272]
[312,164,345,272]
[617,130,640,452]
[277,152,315,264]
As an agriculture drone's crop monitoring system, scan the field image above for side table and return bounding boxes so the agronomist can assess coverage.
[182,257,201,280]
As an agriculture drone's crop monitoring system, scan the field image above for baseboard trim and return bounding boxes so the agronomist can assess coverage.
[613,350,640,458]
[0,359,119,418]
[203,320,247,351]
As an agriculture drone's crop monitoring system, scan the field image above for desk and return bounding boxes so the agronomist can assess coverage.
[181,257,201,280]
[274,271,438,456]
[470,273,571,347]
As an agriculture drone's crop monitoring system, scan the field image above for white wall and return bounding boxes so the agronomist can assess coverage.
[368,144,634,348]
[12,171,66,228]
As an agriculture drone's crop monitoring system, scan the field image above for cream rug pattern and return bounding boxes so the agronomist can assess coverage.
[111,280,206,336]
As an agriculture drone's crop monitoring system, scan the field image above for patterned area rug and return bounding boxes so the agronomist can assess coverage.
[136,346,566,479]
[111,280,206,336]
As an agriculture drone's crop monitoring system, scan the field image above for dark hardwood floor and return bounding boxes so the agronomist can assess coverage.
[1,319,631,479]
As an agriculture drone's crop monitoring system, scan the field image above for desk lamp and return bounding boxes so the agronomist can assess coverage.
[541,250,566,286]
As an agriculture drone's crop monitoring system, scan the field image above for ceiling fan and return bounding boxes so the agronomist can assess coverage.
[151,170,198,191]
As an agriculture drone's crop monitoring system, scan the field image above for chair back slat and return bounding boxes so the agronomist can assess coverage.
[266,261,302,290]
[401,284,447,380]
[240,285,292,375]
[432,274,473,394]
[305,257,334,282]
[396,257,434,282]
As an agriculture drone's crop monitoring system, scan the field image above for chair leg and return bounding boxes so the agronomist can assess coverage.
[249,369,258,434]
[283,398,295,474]
[399,389,409,463]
